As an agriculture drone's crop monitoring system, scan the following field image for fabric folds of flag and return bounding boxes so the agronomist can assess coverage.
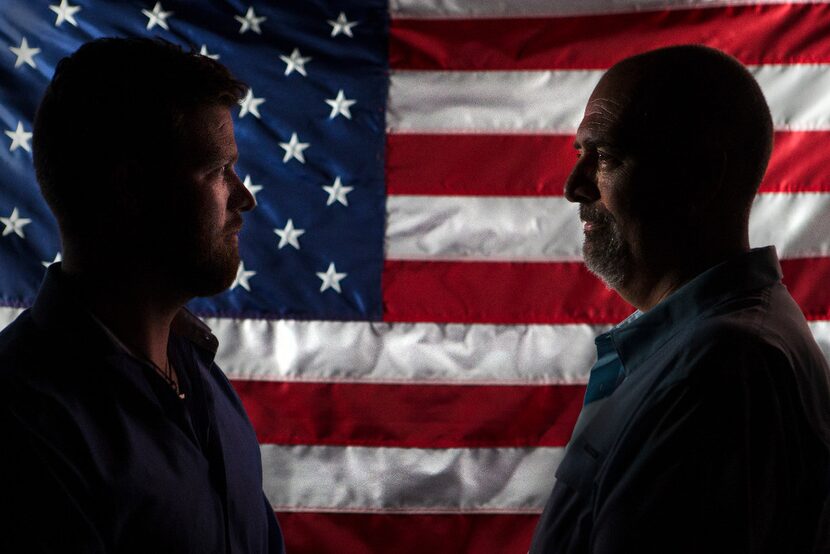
[2,1,830,552]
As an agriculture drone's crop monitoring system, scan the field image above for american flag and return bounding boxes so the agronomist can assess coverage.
[2,0,830,552]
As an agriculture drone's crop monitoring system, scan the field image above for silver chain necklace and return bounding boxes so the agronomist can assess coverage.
[151,358,186,400]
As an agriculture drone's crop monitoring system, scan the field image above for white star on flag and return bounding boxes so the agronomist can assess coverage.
[5,121,33,152]
[42,252,62,268]
[242,174,263,201]
[280,48,311,77]
[231,261,256,291]
[0,208,32,238]
[239,88,265,119]
[317,262,347,293]
[325,89,356,120]
[274,219,305,250]
[9,37,40,69]
[327,12,358,38]
[279,132,310,164]
[49,0,81,27]
[323,176,354,207]
[235,6,266,34]
[199,45,219,60]
[142,2,173,31]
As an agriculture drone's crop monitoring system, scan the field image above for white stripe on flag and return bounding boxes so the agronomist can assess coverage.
[388,65,830,132]
[2,308,830,385]
[389,69,599,133]
[0,306,599,384]
[211,318,604,385]
[749,193,830,259]
[386,193,830,261]
[0,306,21,330]
[261,444,563,513]
[386,195,583,262]
[811,320,830,361]
[389,0,828,18]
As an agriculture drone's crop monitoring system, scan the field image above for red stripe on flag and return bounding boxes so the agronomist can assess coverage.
[383,260,630,324]
[763,131,830,194]
[387,131,830,196]
[390,3,830,70]
[387,134,573,196]
[276,512,540,554]
[235,380,584,448]
[383,259,830,324]
[781,257,830,321]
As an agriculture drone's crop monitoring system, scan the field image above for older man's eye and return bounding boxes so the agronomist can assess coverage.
[596,151,619,167]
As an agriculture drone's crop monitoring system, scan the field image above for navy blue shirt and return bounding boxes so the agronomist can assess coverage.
[530,247,830,553]
[0,265,285,554]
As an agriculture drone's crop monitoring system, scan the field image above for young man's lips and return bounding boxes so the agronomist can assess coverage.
[225,218,243,234]
[582,221,603,232]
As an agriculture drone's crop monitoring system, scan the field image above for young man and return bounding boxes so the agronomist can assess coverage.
[0,38,284,553]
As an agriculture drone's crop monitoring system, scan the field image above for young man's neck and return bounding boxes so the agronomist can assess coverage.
[62,256,187,369]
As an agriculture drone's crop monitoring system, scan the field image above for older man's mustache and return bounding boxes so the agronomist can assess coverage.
[579,204,616,226]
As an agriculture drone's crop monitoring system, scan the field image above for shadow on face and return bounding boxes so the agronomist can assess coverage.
[33,38,252,297]
[128,105,255,298]
[565,45,773,287]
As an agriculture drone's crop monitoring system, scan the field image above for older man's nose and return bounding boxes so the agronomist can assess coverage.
[564,159,600,204]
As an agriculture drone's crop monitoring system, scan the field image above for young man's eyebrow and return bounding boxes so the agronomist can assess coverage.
[200,149,237,165]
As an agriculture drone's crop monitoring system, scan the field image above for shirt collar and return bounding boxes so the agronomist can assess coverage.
[31,263,219,358]
[607,246,782,373]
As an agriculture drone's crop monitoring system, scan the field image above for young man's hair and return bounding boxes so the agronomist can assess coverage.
[33,37,246,236]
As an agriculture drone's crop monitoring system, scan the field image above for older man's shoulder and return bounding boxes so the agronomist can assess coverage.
[673,288,828,390]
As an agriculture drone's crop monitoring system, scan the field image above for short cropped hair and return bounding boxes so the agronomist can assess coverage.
[611,45,773,211]
[33,37,246,235]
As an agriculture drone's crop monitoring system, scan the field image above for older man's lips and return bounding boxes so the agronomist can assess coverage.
[582,220,600,231]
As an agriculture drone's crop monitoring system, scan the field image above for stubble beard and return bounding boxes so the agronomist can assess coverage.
[190,235,240,297]
[168,223,240,298]
[580,204,632,291]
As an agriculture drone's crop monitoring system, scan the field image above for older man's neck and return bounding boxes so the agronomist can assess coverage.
[621,239,750,312]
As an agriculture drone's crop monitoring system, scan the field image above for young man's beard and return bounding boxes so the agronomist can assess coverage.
[579,204,632,291]
[160,230,240,298]
[188,238,240,297]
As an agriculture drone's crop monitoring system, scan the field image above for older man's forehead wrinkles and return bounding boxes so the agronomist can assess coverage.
[578,103,629,146]
[584,97,624,123]
[575,122,621,150]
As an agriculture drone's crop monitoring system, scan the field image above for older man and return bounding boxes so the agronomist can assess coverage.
[529,45,830,553]
[0,38,283,553]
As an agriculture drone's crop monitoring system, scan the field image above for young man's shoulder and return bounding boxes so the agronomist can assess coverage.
[0,310,47,380]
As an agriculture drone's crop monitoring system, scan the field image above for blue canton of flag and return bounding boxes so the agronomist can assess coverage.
[0,0,388,321]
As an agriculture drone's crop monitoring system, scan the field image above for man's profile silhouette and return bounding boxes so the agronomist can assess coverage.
[529,45,830,554]
[0,37,285,553]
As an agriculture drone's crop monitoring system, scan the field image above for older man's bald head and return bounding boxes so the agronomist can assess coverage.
[566,45,773,302]
[598,45,773,211]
